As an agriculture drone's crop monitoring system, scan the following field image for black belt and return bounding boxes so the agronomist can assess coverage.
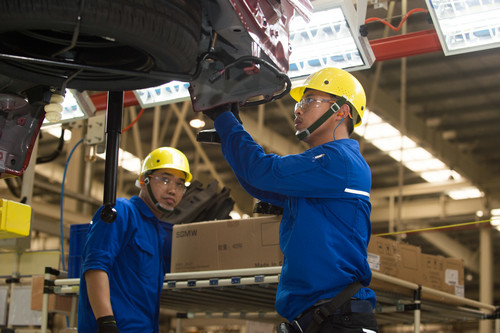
[292,300,373,333]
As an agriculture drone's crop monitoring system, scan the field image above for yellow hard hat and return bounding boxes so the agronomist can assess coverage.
[140,147,192,182]
[290,67,366,127]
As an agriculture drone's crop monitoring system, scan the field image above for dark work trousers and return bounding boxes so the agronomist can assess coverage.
[292,300,379,333]
[316,312,378,332]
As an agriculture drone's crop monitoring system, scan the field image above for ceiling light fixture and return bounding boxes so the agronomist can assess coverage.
[288,0,375,78]
[133,81,191,109]
[425,0,500,55]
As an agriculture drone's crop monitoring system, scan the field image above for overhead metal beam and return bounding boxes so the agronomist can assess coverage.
[371,196,484,223]
[371,180,474,199]
[32,201,93,232]
[31,215,73,239]
[35,181,101,206]
[34,160,129,200]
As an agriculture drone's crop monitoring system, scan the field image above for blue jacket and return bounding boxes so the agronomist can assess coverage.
[215,112,376,321]
[77,196,171,333]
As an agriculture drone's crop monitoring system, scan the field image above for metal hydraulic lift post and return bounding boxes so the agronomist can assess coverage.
[100,91,124,223]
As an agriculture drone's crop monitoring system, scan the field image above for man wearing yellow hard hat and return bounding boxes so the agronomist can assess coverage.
[78,147,192,333]
[203,67,378,332]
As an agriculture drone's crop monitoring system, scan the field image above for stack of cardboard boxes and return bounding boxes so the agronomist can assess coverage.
[367,235,464,300]
[170,217,464,300]
[420,253,465,298]
[366,235,422,296]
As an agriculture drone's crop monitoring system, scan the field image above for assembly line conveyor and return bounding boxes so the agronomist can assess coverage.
[41,266,499,333]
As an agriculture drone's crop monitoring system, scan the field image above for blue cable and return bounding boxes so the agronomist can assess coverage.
[60,138,84,272]
[333,113,345,140]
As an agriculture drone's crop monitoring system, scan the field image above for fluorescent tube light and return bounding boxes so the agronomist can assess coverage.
[288,0,375,78]
[425,0,500,55]
[389,147,433,163]
[133,81,191,109]
[447,186,483,200]
[355,110,481,199]
[371,137,416,152]
[404,158,446,172]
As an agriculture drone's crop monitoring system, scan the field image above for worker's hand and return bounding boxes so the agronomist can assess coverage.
[202,103,232,121]
[97,315,120,333]
[202,103,242,123]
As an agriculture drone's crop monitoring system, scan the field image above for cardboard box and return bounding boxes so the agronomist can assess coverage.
[31,275,73,313]
[171,216,283,273]
[443,257,464,297]
[367,235,422,295]
[421,253,445,291]
[397,242,422,284]
[421,254,464,300]
[367,235,399,277]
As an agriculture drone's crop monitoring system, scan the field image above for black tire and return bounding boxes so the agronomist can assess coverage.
[0,0,201,91]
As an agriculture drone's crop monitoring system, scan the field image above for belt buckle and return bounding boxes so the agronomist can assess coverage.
[291,319,305,333]
[292,306,328,333]
[292,310,312,333]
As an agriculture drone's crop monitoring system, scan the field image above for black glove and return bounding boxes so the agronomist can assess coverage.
[97,315,120,333]
[202,103,231,121]
[198,103,242,144]
[202,103,242,123]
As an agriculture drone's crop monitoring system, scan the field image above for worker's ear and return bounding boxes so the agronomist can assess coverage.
[339,104,353,120]
[135,174,147,189]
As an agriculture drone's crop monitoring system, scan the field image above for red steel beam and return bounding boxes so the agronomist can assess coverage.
[89,29,442,110]
[91,90,139,111]
[369,29,442,62]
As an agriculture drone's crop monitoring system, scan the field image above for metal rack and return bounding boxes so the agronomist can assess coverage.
[43,266,499,333]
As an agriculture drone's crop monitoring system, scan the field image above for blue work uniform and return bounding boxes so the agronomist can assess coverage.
[214,112,376,322]
[77,196,171,333]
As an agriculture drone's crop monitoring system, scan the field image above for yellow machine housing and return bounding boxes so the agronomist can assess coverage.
[0,199,31,239]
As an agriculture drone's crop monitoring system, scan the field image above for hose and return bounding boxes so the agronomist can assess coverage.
[60,138,83,271]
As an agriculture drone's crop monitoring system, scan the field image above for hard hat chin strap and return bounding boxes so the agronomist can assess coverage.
[296,97,347,141]
[144,174,174,214]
